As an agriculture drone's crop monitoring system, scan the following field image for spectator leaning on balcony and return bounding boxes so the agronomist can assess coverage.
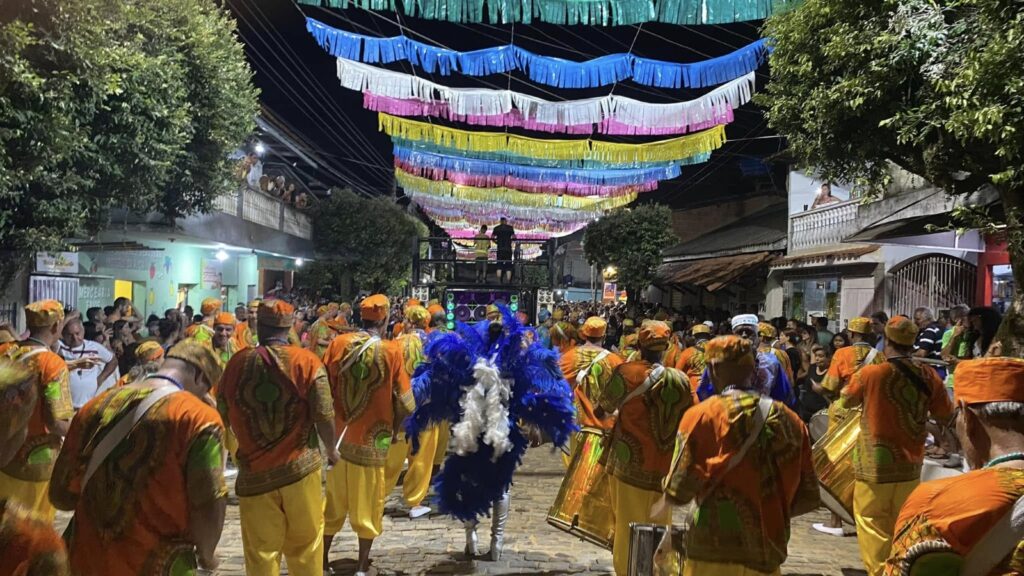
[810,182,842,209]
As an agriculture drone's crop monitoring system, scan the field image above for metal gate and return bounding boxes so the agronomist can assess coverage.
[29,276,80,312]
[888,254,976,316]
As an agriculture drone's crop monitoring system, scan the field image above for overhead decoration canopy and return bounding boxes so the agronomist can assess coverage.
[299,0,798,26]
[302,3,775,247]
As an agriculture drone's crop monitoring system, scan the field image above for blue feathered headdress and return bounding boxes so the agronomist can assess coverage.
[406,306,577,521]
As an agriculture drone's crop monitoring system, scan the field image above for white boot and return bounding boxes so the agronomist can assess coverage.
[488,491,510,561]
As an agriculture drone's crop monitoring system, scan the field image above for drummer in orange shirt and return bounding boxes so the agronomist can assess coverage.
[597,320,694,576]
[559,317,623,466]
[673,324,712,405]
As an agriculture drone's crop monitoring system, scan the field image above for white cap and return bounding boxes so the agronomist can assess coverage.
[730,314,759,330]
[703,320,714,328]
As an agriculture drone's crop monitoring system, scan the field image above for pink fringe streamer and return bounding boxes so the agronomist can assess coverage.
[364,93,734,136]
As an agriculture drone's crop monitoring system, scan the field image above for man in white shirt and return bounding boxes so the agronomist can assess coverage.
[59,317,119,409]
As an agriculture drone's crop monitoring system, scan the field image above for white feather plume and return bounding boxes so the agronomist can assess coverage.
[451,356,513,460]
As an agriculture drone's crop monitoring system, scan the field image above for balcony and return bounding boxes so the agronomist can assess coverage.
[215,187,313,240]
[788,200,859,254]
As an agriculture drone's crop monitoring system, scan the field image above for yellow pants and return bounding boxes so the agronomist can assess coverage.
[0,471,54,524]
[433,423,450,467]
[684,560,780,576]
[384,427,439,508]
[853,479,919,576]
[238,471,324,576]
[609,476,671,576]
[324,459,385,539]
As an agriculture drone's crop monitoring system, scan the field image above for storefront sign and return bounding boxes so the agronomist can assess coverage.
[201,258,223,289]
[35,252,78,274]
[602,282,617,302]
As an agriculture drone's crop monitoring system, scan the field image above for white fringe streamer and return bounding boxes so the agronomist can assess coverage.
[337,58,755,131]
[452,356,513,460]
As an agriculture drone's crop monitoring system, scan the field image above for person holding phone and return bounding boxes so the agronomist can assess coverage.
[59,317,118,409]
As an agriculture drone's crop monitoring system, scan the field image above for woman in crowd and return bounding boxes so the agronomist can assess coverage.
[802,344,831,423]
[830,331,851,356]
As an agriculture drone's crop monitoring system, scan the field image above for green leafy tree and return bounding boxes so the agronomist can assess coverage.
[583,204,676,308]
[0,0,258,280]
[312,189,421,293]
[762,0,1024,355]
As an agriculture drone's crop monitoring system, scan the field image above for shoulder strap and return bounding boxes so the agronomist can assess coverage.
[254,346,300,395]
[575,350,611,389]
[859,347,879,370]
[16,347,47,364]
[338,335,381,374]
[889,358,933,398]
[697,396,773,506]
[620,364,665,406]
[81,386,180,491]
[962,493,1024,576]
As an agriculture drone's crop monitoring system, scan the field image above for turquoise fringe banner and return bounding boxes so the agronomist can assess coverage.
[298,0,798,25]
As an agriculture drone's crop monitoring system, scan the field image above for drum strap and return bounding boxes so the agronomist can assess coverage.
[621,364,665,406]
[859,347,879,370]
[696,396,773,507]
[575,351,610,390]
[962,494,1024,576]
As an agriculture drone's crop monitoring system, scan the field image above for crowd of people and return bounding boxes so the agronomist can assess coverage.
[0,290,1020,576]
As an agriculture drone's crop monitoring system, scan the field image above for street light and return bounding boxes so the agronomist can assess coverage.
[254,142,266,155]
[295,258,304,267]
[215,249,229,262]
[604,265,617,276]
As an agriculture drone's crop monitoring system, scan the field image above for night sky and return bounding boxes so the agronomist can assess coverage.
[225,0,785,211]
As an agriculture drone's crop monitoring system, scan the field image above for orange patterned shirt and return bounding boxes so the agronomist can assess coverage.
[885,467,1024,575]
[598,361,693,490]
[560,346,622,431]
[0,498,70,576]
[232,321,256,350]
[324,332,414,467]
[664,391,819,573]
[842,359,953,483]
[821,343,883,396]
[674,343,707,405]
[218,344,334,497]
[2,345,73,481]
[50,387,226,576]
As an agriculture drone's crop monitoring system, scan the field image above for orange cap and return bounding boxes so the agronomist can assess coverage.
[885,316,919,346]
[848,317,871,335]
[405,305,430,328]
[340,302,352,313]
[214,312,236,326]
[954,357,1024,405]
[200,297,222,316]
[552,309,564,321]
[704,335,755,369]
[327,302,340,312]
[757,322,777,339]
[248,299,262,310]
[258,300,295,328]
[581,317,608,339]
[167,340,223,389]
[135,340,165,363]
[691,324,712,336]
[428,304,445,317]
[405,298,422,310]
[317,305,330,316]
[25,300,65,328]
[361,294,390,322]
[638,320,671,351]
[550,321,577,345]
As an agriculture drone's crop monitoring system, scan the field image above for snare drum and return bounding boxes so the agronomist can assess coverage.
[546,428,615,550]
[626,523,685,576]
[808,409,829,442]
[811,406,860,525]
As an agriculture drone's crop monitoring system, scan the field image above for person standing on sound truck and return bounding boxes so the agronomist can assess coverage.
[492,217,516,284]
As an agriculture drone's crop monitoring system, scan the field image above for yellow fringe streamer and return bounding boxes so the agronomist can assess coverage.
[395,169,637,211]
[379,114,726,163]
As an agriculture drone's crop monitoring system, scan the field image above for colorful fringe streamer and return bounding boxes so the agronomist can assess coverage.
[339,59,753,135]
[365,93,734,136]
[379,113,727,164]
[394,146,680,187]
[308,18,770,90]
[395,168,640,210]
[419,207,590,236]
[299,0,799,25]
[392,138,706,170]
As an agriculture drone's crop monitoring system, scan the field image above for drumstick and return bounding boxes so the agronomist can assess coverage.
[326,425,348,470]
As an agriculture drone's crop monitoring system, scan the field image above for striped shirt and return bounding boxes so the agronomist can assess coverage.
[913,322,943,360]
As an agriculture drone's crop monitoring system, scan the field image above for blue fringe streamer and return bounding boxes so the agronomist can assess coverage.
[392,137,711,170]
[307,17,770,90]
[394,146,681,185]
[405,307,577,521]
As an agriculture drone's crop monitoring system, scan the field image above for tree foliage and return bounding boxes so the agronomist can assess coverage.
[583,204,676,306]
[761,0,1024,354]
[312,189,421,294]
[0,0,258,270]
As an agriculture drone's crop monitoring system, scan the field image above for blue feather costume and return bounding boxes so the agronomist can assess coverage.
[405,306,577,521]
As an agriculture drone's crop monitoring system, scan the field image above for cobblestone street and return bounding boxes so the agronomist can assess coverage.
[59,448,866,575]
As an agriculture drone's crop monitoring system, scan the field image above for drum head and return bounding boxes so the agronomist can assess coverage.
[809,410,829,442]
[819,486,855,525]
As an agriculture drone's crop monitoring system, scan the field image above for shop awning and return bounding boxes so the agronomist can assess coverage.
[773,245,880,269]
[657,251,779,292]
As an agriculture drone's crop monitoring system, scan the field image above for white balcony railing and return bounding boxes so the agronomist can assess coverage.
[215,187,312,240]
[789,200,859,253]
